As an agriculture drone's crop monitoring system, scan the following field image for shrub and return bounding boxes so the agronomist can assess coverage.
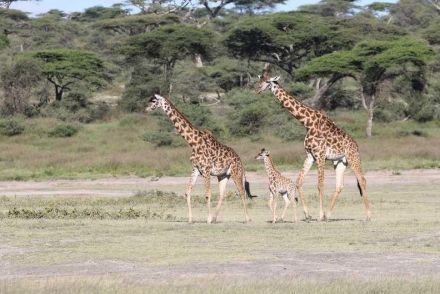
[142,131,185,147]
[48,124,79,137]
[0,119,25,136]
[63,90,89,112]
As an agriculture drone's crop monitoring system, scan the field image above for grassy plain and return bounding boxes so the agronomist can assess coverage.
[0,173,439,293]
[0,111,439,180]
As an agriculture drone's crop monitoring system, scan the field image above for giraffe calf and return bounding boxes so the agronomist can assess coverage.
[256,149,298,223]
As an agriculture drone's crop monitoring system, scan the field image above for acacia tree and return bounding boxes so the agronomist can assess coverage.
[124,24,213,82]
[29,49,106,101]
[0,0,39,9]
[0,58,42,114]
[297,38,434,137]
[299,0,358,17]
[201,0,285,19]
[225,13,344,76]
[0,34,8,50]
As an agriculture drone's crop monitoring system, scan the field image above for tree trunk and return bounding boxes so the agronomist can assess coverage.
[55,85,63,101]
[361,89,375,137]
[194,54,203,68]
[366,101,374,137]
[305,74,342,107]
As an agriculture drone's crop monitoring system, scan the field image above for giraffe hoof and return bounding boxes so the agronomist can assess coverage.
[366,211,372,221]
[304,214,312,222]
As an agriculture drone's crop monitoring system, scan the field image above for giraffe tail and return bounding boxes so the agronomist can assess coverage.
[357,180,364,197]
[244,180,257,199]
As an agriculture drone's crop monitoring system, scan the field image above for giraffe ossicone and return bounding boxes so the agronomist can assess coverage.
[256,148,298,223]
[145,94,254,224]
[256,64,371,221]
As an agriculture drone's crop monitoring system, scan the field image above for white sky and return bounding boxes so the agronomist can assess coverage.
[11,0,399,16]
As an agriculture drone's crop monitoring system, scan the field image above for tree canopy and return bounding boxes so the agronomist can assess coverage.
[124,24,214,81]
[297,37,434,136]
[28,49,106,101]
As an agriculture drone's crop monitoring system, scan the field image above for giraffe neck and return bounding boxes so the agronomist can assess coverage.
[263,156,278,179]
[271,84,320,129]
[161,98,203,147]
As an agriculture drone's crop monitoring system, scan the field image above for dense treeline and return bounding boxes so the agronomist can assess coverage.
[0,0,439,140]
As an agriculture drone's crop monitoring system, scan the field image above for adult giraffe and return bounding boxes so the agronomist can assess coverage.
[256,65,371,221]
[145,94,255,223]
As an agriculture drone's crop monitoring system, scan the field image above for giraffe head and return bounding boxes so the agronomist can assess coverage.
[256,75,281,94]
[255,148,270,160]
[256,63,281,94]
[145,94,165,112]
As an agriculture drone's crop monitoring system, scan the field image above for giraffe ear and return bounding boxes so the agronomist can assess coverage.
[154,94,163,99]
[270,76,281,82]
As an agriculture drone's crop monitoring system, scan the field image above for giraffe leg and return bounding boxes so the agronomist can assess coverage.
[185,167,199,223]
[204,176,213,224]
[268,192,276,223]
[327,161,346,219]
[290,188,298,223]
[346,152,371,221]
[351,164,371,221]
[316,157,326,221]
[212,175,229,223]
[280,193,290,222]
[272,195,278,223]
[296,153,314,221]
[232,173,251,223]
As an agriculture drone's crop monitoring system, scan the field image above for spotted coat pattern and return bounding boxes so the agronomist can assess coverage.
[256,149,297,223]
[145,94,251,223]
[257,72,371,221]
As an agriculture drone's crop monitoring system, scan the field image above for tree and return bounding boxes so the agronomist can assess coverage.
[0,58,42,115]
[0,0,39,9]
[200,0,285,19]
[29,49,106,101]
[299,0,358,17]
[426,0,440,11]
[73,5,129,22]
[297,38,434,137]
[389,0,438,29]
[0,34,9,50]
[124,24,213,82]
[95,14,179,35]
[225,12,345,76]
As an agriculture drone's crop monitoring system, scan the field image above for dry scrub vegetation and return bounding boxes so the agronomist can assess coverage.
[0,112,438,181]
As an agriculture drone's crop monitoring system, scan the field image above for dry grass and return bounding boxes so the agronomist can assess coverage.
[0,113,438,180]
[0,179,439,294]
[2,276,439,294]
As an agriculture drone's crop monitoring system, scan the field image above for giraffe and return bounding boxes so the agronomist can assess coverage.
[145,94,255,224]
[255,148,298,223]
[256,66,371,221]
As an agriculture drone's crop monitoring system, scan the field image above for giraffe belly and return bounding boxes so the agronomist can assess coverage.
[210,166,232,176]
[325,147,345,161]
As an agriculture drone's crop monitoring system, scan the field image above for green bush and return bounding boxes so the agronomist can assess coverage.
[0,119,25,136]
[143,131,185,147]
[48,124,79,137]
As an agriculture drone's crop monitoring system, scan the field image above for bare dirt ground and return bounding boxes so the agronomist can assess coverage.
[1,251,439,282]
[0,169,439,284]
[0,169,438,198]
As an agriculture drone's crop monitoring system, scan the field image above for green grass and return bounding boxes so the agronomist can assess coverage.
[0,112,438,180]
